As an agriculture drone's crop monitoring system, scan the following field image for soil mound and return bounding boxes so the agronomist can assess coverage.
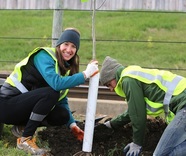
[38,117,167,156]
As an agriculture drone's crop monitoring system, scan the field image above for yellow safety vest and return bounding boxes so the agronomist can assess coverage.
[114,65,186,123]
[6,47,70,101]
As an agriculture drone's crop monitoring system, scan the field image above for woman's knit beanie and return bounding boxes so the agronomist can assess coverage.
[100,56,122,85]
[56,29,80,52]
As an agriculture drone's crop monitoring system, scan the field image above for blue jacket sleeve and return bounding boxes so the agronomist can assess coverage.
[33,50,85,91]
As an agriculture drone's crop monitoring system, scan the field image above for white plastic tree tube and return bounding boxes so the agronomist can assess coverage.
[82,72,100,152]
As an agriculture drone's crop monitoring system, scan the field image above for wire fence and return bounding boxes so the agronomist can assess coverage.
[0,8,186,75]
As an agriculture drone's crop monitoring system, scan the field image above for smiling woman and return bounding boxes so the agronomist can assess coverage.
[0,27,99,155]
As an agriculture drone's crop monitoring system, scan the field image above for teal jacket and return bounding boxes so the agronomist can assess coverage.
[34,50,85,127]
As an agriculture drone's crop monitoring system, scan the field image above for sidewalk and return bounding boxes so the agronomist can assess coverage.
[69,98,128,116]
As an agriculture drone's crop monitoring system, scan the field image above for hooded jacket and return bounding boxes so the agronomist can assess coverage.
[110,66,186,146]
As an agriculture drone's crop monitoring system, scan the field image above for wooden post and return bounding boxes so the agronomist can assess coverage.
[92,0,96,60]
[52,0,63,47]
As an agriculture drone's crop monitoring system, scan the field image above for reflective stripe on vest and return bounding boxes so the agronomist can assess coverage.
[124,70,183,115]
[9,73,28,93]
[8,47,70,100]
[114,66,186,123]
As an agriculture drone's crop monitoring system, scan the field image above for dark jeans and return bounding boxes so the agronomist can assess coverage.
[0,87,69,137]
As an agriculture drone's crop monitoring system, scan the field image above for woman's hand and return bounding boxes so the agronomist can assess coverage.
[83,60,99,79]
[70,124,84,141]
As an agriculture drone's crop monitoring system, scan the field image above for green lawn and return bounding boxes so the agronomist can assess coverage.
[0,10,186,75]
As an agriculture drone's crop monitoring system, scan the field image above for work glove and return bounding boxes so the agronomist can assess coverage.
[123,142,142,156]
[94,118,112,130]
[104,121,112,128]
[83,60,99,79]
[70,123,84,141]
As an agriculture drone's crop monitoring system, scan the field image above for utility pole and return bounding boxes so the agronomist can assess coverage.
[52,0,63,47]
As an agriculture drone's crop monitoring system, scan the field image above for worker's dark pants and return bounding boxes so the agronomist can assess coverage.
[0,87,70,137]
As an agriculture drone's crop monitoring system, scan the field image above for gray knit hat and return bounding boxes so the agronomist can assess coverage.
[100,56,122,85]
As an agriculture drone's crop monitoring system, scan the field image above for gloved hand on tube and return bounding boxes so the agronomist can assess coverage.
[83,60,99,79]
[70,123,84,141]
[123,142,142,156]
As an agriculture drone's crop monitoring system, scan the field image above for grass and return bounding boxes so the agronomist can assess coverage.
[0,124,49,156]
[0,9,186,155]
[0,10,186,75]
[0,125,28,155]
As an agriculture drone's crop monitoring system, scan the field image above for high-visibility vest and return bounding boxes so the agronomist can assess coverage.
[114,65,186,123]
[6,47,70,101]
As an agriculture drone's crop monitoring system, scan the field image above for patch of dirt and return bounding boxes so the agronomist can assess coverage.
[38,116,167,156]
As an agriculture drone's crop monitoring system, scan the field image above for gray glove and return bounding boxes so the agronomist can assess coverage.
[104,121,112,128]
[123,142,142,156]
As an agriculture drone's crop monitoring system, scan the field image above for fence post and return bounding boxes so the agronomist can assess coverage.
[52,0,63,47]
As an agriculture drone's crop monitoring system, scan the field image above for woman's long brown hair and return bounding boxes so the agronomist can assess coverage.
[56,48,79,76]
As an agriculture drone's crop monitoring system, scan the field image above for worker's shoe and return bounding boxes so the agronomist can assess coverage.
[11,125,25,138]
[17,136,47,155]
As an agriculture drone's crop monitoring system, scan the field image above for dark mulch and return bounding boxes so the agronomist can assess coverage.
[38,117,167,156]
